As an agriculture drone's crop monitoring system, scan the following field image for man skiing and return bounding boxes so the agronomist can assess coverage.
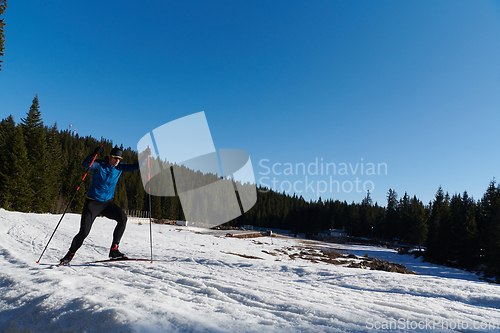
[59,145,150,265]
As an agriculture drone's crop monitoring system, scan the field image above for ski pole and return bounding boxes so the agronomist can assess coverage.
[148,146,153,263]
[36,145,102,264]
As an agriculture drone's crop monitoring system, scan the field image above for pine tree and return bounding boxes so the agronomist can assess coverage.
[426,187,445,262]
[115,178,128,210]
[151,195,161,219]
[46,123,64,212]
[456,191,479,268]
[360,191,374,238]
[480,180,500,278]
[426,189,453,264]
[125,171,144,211]
[65,141,87,212]
[166,196,182,221]
[1,124,33,211]
[0,0,7,71]
[398,192,411,242]
[407,196,427,247]
[386,189,399,240]
[0,115,16,205]
[20,95,50,212]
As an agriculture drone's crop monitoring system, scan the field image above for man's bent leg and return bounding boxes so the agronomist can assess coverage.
[68,199,101,253]
[101,201,128,246]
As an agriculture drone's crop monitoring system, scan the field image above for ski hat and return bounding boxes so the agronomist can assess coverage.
[110,147,123,158]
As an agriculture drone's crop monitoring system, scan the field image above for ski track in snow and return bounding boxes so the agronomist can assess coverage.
[0,209,499,332]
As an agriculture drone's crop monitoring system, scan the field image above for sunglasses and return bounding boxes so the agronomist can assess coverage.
[111,155,122,160]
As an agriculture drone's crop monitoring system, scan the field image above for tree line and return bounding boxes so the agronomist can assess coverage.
[232,184,500,279]
[0,95,156,216]
[1,95,499,280]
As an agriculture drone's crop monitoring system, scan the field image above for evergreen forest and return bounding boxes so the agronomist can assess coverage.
[1,95,500,280]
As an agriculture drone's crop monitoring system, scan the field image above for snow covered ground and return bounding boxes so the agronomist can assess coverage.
[1,209,499,332]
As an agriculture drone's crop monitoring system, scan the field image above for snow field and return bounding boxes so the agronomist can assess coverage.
[0,209,499,332]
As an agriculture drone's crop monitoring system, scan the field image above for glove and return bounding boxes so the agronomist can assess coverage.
[93,145,103,156]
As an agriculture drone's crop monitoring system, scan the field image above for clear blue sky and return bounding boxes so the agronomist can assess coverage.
[2,0,500,206]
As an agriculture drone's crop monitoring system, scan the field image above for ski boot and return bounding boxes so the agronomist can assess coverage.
[59,251,74,265]
[109,244,128,259]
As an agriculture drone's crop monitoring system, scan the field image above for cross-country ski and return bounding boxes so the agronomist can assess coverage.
[85,258,178,264]
[86,258,153,264]
[49,262,70,269]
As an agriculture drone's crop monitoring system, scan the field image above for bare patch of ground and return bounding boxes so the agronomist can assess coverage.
[261,243,416,275]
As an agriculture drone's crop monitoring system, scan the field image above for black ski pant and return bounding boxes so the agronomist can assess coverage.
[68,198,127,254]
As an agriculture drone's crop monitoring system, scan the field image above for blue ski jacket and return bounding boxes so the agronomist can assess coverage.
[83,154,141,202]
